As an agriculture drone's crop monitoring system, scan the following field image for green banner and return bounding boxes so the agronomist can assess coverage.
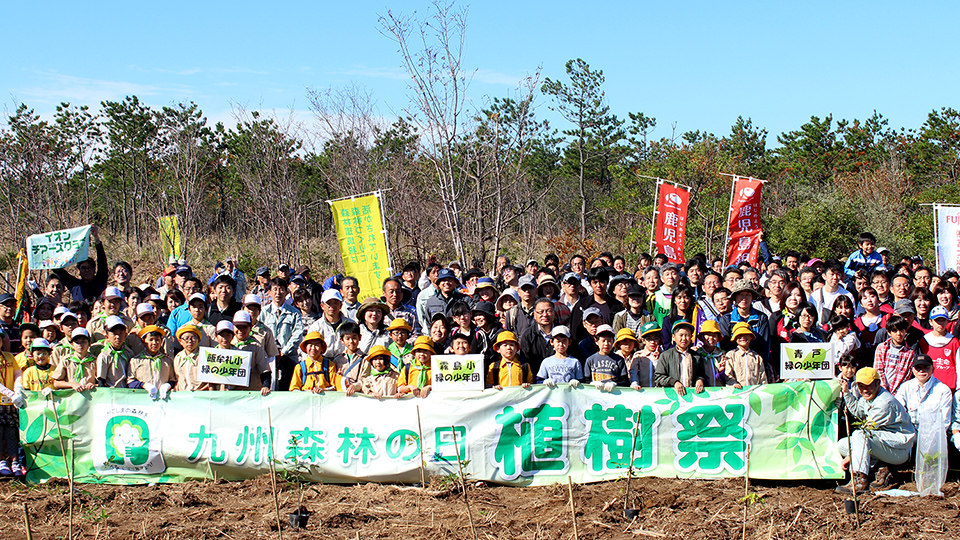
[19,382,843,486]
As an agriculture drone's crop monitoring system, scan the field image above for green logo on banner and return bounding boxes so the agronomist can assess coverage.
[105,416,151,466]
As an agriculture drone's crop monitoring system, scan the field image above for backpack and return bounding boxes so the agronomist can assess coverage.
[490,359,531,386]
[299,357,330,388]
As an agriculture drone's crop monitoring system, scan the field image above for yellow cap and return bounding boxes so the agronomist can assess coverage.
[613,328,640,348]
[137,325,166,339]
[699,320,721,335]
[731,322,754,341]
[175,324,202,341]
[411,335,435,355]
[386,318,413,333]
[855,367,879,385]
[492,331,519,350]
[367,344,392,361]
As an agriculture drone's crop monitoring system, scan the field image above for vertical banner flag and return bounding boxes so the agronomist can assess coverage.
[26,225,92,270]
[331,193,392,298]
[935,204,960,273]
[725,176,763,266]
[157,216,182,260]
[653,182,691,263]
[14,249,29,322]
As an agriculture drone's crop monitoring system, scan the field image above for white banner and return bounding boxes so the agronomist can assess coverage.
[936,204,960,274]
[197,347,252,386]
[26,225,91,270]
[780,343,834,380]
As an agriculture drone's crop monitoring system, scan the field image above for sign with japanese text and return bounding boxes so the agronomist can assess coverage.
[330,193,392,299]
[725,177,763,266]
[780,343,835,380]
[935,204,960,273]
[158,215,182,261]
[26,225,91,270]
[196,347,251,386]
[431,354,484,392]
[19,381,843,486]
[653,182,690,263]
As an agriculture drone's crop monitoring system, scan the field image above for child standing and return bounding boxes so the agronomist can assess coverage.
[386,318,414,368]
[920,306,960,391]
[874,315,917,394]
[487,332,533,389]
[338,322,369,388]
[696,320,726,387]
[52,328,98,392]
[17,339,55,392]
[583,324,629,391]
[173,325,208,391]
[397,336,436,398]
[129,325,176,400]
[14,323,39,371]
[536,326,583,386]
[290,331,346,393]
[95,315,134,388]
[360,345,399,399]
[0,343,23,477]
[724,322,769,389]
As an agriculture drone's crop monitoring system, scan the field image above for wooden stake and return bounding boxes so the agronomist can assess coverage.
[23,502,32,540]
[567,476,579,540]
[267,409,283,540]
[416,406,426,486]
[51,399,72,540]
[742,443,750,540]
[624,409,642,514]
[843,409,861,527]
[450,425,479,540]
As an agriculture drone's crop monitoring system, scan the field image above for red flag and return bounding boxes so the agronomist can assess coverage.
[653,182,690,263]
[725,177,763,266]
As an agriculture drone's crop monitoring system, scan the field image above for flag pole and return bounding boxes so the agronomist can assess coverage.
[649,180,661,255]
[722,176,738,266]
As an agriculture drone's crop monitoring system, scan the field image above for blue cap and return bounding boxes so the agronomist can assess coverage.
[437,268,460,284]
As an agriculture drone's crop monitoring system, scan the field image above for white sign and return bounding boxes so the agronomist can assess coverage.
[780,343,835,380]
[430,354,484,392]
[92,404,166,475]
[26,225,91,270]
[197,347,252,387]
[936,204,960,274]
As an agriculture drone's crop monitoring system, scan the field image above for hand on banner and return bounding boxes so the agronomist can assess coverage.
[631,383,641,391]
[602,382,616,393]
[568,379,580,388]
[695,379,705,394]
[159,383,171,400]
[674,381,687,397]
[260,387,271,396]
[543,378,557,388]
[592,381,604,391]
[144,383,159,400]
[12,394,25,409]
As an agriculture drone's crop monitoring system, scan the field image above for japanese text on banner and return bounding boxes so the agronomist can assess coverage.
[725,177,763,266]
[654,183,690,263]
[158,215,182,260]
[26,225,92,270]
[330,194,391,298]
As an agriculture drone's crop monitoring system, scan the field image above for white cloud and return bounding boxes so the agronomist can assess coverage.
[13,71,193,105]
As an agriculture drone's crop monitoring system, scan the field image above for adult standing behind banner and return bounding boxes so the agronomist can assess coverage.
[52,225,107,304]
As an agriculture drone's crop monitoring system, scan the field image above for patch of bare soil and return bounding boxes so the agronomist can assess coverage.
[1,474,958,540]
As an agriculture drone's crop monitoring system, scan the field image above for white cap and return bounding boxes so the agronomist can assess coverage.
[242,294,261,306]
[550,325,571,338]
[135,303,155,316]
[215,321,235,334]
[103,286,124,300]
[54,305,69,317]
[189,293,208,304]
[321,289,343,304]
[148,294,162,301]
[71,327,90,340]
[104,315,126,330]
[59,311,78,322]
[232,311,252,325]
[595,324,615,336]
[39,320,57,330]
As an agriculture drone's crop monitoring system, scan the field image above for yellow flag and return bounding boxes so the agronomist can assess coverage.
[158,216,182,260]
[330,194,392,299]
[14,249,29,321]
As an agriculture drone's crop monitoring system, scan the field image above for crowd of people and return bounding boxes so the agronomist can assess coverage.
[0,227,958,493]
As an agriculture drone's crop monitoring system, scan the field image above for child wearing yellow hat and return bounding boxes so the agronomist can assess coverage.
[290,331,344,393]
[397,336,435,398]
[696,320,726,386]
[129,325,176,400]
[386,318,414,368]
[486,332,533,389]
[723,322,768,389]
[173,325,210,391]
[360,345,399,398]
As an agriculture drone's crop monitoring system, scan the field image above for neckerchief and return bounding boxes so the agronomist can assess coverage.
[104,344,128,369]
[370,368,392,377]
[236,337,256,348]
[415,360,429,389]
[68,354,94,380]
[181,350,199,366]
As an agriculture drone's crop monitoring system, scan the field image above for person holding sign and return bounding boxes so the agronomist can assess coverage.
[289,331,344,393]
[723,322,769,389]
[397,336,435,398]
[212,320,271,395]
[52,328,97,392]
[360,345,399,399]
[230,312,272,394]
[128,325,175,400]
[837,367,916,494]
[51,225,107,304]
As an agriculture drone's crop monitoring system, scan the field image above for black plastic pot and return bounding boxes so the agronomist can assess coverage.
[288,511,309,529]
[624,508,640,519]
[844,499,857,514]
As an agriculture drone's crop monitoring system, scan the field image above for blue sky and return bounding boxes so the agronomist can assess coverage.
[4,1,958,145]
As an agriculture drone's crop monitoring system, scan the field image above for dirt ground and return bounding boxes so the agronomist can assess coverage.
[1,473,958,540]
